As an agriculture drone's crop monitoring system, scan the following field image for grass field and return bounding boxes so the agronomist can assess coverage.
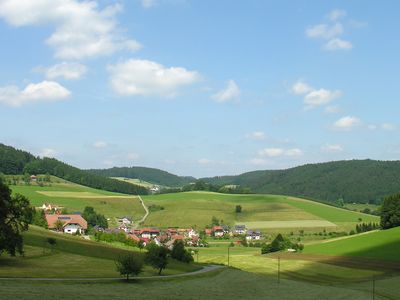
[111,177,158,188]
[142,192,379,232]
[303,227,400,261]
[9,179,145,226]
[0,226,199,278]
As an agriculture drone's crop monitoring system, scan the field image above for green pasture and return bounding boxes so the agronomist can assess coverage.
[142,192,379,231]
[0,226,199,278]
[111,177,158,188]
[304,227,400,261]
[9,180,145,225]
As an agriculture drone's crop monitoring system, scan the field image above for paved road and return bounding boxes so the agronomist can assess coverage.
[0,265,225,282]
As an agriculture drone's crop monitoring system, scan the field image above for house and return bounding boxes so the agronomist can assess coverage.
[127,234,140,242]
[30,175,37,182]
[118,216,132,225]
[166,228,178,236]
[39,203,63,212]
[187,229,198,239]
[118,223,129,233]
[213,226,224,237]
[45,214,87,235]
[246,230,262,240]
[234,225,247,235]
[140,227,160,239]
[150,185,160,193]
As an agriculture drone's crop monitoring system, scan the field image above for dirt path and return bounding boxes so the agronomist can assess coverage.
[0,265,225,282]
[132,195,149,228]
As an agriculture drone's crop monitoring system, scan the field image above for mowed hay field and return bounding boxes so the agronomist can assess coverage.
[9,178,145,225]
[142,192,378,231]
[303,227,400,261]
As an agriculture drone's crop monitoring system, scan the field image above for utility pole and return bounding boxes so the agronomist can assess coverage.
[278,256,281,284]
[372,276,375,300]
[228,246,230,266]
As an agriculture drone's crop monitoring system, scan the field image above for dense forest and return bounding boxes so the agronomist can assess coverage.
[88,166,195,187]
[0,144,148,195]
[202,160,400,204]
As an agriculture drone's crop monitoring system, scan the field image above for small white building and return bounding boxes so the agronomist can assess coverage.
[246,230,262,240]
[118,216,132,225]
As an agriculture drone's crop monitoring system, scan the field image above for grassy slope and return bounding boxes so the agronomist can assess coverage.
[303,227,400,261]
[9,178,145,225]
[2,268,398,300]
[0,226,199,278]
[142,192,378,230]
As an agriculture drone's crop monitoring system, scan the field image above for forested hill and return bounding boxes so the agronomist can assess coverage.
[0,143,148,195]
[88,166,195,187]
[202,160,400,204]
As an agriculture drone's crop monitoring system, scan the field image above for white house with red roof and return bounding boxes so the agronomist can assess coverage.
[45,214,88,234]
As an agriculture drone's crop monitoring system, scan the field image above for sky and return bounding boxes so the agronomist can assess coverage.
[0,0,399,178]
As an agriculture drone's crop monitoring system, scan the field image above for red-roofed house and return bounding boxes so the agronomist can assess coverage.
[205,228,212,236]
[45,214,87,234]
[140,227,160,239]
[213,226,224,237]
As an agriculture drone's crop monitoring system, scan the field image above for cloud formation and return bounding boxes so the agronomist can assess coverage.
[43,62,87,80]
[0,81,70,107]
[246,131,267,141]
[108,59,200,97]
[0,0,140,60]
[212,80,240,103]
[258,148,303,158]
[321,144,343,153]
[333,116,361,131]
[292,80,341,109]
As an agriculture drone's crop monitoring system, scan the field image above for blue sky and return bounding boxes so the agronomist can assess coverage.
[0,0,399,177]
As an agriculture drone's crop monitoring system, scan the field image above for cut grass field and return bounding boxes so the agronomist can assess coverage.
[0,226,200,278]
[111,177,159,188]
[142,192,379,231]
[9,179,146,226]
[303,227,400,261]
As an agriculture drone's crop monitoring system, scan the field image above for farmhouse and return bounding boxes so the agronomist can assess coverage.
[246,230,262,240]
[234,225,247,235]
[140,227,160,239]
[45,214,88,235]
[118,216,132,225]
[213,226,224,237]
[30,175,37,182]
[39,203,63,212]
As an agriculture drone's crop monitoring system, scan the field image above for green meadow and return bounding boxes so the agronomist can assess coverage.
[142,192,378,231]
[9,178,146,225]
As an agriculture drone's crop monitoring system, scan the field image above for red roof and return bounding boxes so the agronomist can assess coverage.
[45,214,87,230]
[140,227,160,234]
[128,234,140,242]
[171,234,184,240]
[205,229,212,234]
[213,226,224,231]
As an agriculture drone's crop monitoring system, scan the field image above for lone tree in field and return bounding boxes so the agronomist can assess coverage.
[235,205,242,213]
[381,193,400,229]
[0,179,33,256]
[145,243,169,275]
[115,254,144,281]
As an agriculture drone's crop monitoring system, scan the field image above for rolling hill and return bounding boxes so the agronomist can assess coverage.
[88,166,195,187]
[202,160,400,204]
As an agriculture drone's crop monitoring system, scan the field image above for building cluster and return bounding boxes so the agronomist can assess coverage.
[205,225,262,241]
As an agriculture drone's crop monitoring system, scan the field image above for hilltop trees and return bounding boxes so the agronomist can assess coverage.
[381,193,400,229]
[0,179,33,256]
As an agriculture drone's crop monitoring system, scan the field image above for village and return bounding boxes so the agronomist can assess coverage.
[39,202,264,250]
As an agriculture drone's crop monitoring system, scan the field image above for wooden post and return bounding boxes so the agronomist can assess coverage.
[228,246,230,266]
[278,256,281,284]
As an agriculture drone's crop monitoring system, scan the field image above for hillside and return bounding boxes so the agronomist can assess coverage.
[304,227,400,261]
[88,166,195,187]
[0,143,148,195]
[202,160,400,204]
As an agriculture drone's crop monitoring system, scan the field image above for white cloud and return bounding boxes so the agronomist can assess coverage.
[127,152,140,160]
[0,0,141,60]
[368,124,377,131]
[40,148,57,158]
[328,9,347,21]
[321,144,343,153]
[44,62,87,80]
[246,131,267,141]
[324,38,353,51]
[291,80,314,95]
[93,141,108,148]
[0,81,70,107]
[198,158,212,165]
[141,0,157,8]
[381,123,397,131]
[258,148,303,158]
[333,116,361,131]
[292,80,342,109]
[212,80,240,103]
[306,23,343,40]
[304,88,342,107]
[108,59,200,97]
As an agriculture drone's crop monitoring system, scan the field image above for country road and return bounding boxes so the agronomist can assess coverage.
[0,265,226,282]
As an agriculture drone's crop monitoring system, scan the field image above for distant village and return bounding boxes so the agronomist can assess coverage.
[40,202,263,249]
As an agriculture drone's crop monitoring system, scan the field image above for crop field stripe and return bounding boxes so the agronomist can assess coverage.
[239,220,337,229]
